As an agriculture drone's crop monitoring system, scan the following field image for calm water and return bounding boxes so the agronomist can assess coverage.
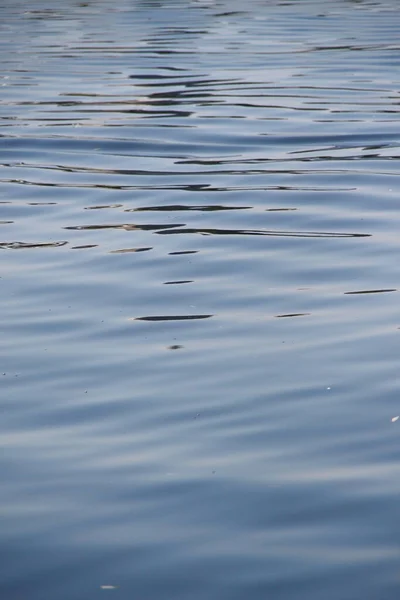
[2,0,400,598]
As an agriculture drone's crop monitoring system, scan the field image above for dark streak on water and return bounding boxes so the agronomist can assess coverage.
[344,288,397,295]
[275,313,311,319]
[163,280,194,285]
[0,240,68,249]
[134,314,213,322]
[2,1,400,600]
[155,226,371,237]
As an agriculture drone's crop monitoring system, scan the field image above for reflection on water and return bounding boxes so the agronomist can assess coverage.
[2,1,400,599]
[134,314,213,322]
[344,288,397,295]
[275,312,311,318]
[156,226,371,237]
[0,240,68,249]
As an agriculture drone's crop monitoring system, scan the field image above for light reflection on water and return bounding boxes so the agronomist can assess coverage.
[2,1,400,599]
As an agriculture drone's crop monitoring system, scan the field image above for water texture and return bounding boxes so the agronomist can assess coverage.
[1,1,400,598]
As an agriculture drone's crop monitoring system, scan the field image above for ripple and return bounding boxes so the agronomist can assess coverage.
[0,241,68,250]
[65,223,185,231]
[157,227,371,238]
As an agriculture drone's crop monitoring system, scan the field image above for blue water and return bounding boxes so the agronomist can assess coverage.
[2,1,400,598]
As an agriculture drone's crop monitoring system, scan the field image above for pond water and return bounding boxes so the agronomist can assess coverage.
[2,1,400,599]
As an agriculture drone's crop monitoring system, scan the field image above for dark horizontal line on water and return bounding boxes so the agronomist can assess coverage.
[6,131,397,143]
[85,204,123,210]
[126,204,251,212]
[266,208,297,212]
[3,162,341,176]
[28,202,57,206]
[0,178,357,193]
[128,73,202,80]
[176,153,400,166]
[275,313,310,318]
[169,250,198,255]
[3,161,396,176]
[344,289,396,295]
[133,315,213,322]
[163,280,193,285]
[32,46,394,57]
[109,247,152,254]
[156,227,370,239]
[0,241,67,249]
[60,84,397,94]
[214,11,247,16]
[28,155,394,171]
[64,224,184,231]
[62,222,370,239]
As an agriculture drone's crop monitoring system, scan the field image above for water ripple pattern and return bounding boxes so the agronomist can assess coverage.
[2,1,400,599]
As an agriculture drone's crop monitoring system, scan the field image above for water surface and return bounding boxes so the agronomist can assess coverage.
[2,1,400,599]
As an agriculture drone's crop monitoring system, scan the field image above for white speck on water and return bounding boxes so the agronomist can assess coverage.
[391,416,399,422]
[101,585,118,590]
